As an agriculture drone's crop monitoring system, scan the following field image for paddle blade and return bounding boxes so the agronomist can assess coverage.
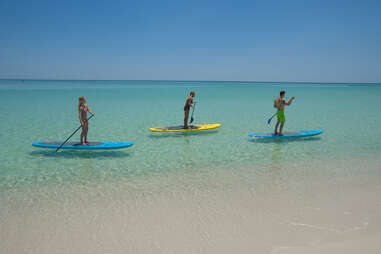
[267,113,276,125]
[190,102,196,123]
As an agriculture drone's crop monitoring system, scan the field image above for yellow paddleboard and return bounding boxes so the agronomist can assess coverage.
[150,124,221,133]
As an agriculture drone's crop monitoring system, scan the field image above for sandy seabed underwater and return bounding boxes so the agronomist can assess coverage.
[1,80,381,253]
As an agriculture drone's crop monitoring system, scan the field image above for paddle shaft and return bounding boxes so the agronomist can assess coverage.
[56,115,94,152]
[190,102,196,123]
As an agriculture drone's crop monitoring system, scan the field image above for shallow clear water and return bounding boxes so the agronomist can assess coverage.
[0,80,381,192]
[1,80,381,253]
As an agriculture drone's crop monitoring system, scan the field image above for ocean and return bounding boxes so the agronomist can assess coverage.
[1,80,381,253]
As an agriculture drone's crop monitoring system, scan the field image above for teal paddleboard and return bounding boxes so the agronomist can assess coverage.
[249,130,323,139]
[32,141,133,150]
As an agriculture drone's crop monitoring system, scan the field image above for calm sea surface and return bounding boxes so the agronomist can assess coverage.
[0,80,380,192]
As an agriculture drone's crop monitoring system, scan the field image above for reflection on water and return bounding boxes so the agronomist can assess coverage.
[148,130,219,139]
[249,136,322,144]
[181,135,196,168]
[270,142,283,171]
[29,150,131,159]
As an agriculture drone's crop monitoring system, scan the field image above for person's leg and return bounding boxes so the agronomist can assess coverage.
[278,111,285,135]
[84,122,89,144]
[274,121,279,135]
[279,122,284,136]
[274,111,282,135]
[80,125,85,144]
[184,110,189,128]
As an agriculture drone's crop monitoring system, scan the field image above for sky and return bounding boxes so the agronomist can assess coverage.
[0,0,380,82]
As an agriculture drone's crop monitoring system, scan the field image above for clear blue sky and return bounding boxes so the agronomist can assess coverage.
[1,0,380,82]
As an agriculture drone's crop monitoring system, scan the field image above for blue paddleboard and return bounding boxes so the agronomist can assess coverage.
[32,141,134,150]
[249,130,323,139]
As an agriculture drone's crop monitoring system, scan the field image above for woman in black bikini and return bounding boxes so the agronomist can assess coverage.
[78,96,94,145]
[184,91,195,129]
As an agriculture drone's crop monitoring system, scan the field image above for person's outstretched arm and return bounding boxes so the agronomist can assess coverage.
[285,96,295,105]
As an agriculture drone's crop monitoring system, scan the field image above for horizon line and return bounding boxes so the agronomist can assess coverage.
[0,78,380,85]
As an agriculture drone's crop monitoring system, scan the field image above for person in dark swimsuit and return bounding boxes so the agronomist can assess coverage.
[184,91,195,129]
[78,96,94,145]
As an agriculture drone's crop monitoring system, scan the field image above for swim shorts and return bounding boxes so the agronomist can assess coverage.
[277,110,285,123]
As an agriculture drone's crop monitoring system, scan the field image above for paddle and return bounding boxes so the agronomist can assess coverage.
[56,114,94,152]
[190,102,196,123]
[267,112,276,125]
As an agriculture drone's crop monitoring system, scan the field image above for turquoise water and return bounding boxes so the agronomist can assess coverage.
[0,80,380,192]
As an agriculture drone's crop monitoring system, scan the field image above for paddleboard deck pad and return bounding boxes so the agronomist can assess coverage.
[150,124,221,132]
[32,141,134,150]
[249,130,323,139]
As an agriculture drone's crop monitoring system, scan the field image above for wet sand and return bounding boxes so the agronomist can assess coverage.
[1,157,381,254]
